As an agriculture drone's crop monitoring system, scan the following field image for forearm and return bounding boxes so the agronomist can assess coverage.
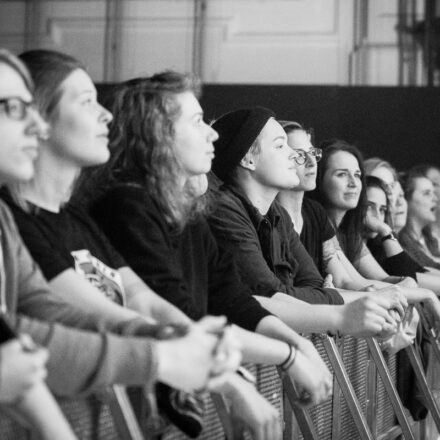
[416,271,440,296]
[231,323,291,365]
[254,295,341,335]
[402,287,436,304]
[127,286,191,325]
[15,315,157,396]
[337,289,367,303]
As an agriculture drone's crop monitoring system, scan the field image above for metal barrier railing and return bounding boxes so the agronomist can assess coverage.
[282,332,440,440]
[108,312,440,440]
[108,386,145,440]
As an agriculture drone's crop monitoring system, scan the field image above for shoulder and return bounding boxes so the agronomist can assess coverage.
[93,183,160,219]
[209,186,251,222]
[99,183,146,206]
[302,198,330,223]
[0,199,19,232]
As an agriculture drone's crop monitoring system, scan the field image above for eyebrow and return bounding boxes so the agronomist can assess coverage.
[191,111,204,119]
[333,168,361,173]
[272,135,286,142]
[79,89,96,95]
[70,89,96,100]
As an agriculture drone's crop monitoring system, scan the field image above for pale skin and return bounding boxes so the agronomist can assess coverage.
[170,94,333,413]
[15,66,323,438]
[232,121,398,338]
[425,166,440,238]
[277,129,408,314]
[365,183,440,327]
[0,62,50,403]
[24,70,330,402]
[0,63,240,395]
[320,150,440,328]
[0,60,76,440]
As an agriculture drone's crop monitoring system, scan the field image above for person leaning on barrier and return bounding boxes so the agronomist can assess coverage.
[207,107,400,339]
[0,48,241,438]
[312,140,440,327]
[84,72,333,436]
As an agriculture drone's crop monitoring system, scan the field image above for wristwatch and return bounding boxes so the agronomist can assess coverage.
[381,232,397,243]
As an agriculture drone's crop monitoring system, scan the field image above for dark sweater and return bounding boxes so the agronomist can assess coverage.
[366,235,425,280]
[300,198,336,275]
[91,182,271,331]
[208,184,343,305]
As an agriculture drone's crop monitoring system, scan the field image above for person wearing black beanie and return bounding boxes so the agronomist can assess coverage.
[211,107,275,182]
[208,108,401,339]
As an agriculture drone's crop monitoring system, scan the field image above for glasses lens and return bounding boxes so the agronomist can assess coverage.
[312,148,322,162]
[293,151,306,165]
[6,98,27,120]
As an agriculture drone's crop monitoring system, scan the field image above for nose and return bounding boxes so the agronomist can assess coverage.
[347,173,357,187]
[367,205,378,219]
[305,151,316,167]
[99,103,113,124]
[26,107,49,140]
[208,124,219,142]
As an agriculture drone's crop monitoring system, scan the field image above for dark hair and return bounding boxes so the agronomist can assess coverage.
[313,139,367,262]
[406,163,440,185]
[400,166,440,257]
[0,49,33,92]
[365,175,392,227]
[364,157,398,181]
[19,49,84,121]
[89,71,203,229]
[400,167,431,200]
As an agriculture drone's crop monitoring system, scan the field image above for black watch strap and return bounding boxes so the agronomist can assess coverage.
[381,233,397,243]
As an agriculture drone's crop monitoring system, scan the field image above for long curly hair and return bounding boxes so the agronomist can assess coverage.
[89,71,204,229]
[312,139,367,262]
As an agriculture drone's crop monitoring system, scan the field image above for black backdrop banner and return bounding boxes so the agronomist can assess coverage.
[97,83,440,172]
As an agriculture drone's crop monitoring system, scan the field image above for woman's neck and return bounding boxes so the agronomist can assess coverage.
[277,189,304,234]
[406,216,427,240]
[240,176,279,215]
[432,214,440,237]
[20,147,80,213]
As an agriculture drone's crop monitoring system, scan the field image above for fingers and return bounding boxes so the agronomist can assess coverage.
[196,315,227,334]
[323,274,333,288]
[257,411,280,440]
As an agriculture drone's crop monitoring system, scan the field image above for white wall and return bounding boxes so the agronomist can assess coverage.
[0,0,411,85]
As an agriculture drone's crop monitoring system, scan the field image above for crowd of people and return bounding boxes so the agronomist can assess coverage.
[1,46,440,439]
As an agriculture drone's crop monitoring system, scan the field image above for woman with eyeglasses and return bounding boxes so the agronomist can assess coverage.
[277,122,412,302]
[0,48,243,440]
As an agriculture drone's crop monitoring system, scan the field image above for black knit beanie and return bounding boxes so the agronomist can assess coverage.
[211,107,275,182]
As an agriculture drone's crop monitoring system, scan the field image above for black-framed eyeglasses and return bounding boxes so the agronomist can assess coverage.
[291,147,322,165]
[0,97,37,121]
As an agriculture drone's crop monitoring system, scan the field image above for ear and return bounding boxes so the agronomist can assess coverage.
[239,153,257,171]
